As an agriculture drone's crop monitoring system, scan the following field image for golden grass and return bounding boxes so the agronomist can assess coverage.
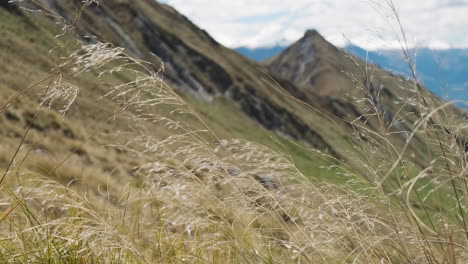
[0,0,466,263]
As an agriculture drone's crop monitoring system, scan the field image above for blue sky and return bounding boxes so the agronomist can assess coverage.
[159,0,468,50]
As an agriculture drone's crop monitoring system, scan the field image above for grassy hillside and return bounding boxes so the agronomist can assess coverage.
[0,0,466,263]
[0,0,343,181]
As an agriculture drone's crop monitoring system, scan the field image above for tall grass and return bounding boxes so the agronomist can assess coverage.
[0,0,466,263]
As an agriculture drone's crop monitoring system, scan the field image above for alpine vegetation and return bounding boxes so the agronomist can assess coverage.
[0,0,466,263]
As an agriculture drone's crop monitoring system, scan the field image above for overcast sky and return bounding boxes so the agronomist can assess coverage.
[159,0,468,50]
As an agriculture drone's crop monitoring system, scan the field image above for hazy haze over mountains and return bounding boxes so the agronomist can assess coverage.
[345,45,468,103]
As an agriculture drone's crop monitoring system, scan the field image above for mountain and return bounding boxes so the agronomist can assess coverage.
[0,1,450,178]
[236,43,468,104]
[235,46,286,61]
[266,29,439,161]
[0,0,352,182]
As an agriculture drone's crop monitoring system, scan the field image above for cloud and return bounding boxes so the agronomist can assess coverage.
[161,0,468,50]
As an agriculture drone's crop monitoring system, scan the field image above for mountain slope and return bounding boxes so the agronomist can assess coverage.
[34,0,355,158]
[2,0,450,175]
[0,0,346,182]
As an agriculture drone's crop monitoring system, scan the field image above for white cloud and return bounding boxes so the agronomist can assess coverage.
[161,0,468,50]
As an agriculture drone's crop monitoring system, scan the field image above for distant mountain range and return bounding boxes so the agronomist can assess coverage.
[236,45,468,103]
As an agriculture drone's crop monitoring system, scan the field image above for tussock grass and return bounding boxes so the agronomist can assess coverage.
[0,0,466,263]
